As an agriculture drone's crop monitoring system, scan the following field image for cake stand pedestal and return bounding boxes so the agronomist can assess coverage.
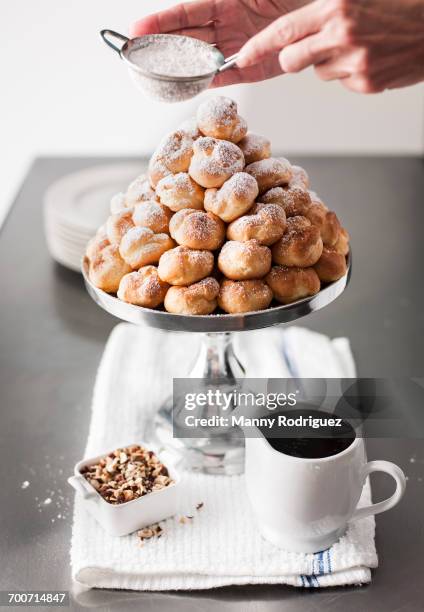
[82,256,351,474]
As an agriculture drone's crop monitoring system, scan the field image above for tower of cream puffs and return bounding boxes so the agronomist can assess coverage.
[86,96,349,315]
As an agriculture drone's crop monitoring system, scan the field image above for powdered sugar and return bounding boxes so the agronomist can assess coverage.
[129,38,218,78]
[126,36,221,102]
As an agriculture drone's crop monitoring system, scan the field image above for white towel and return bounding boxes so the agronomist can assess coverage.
[71,324,377,590]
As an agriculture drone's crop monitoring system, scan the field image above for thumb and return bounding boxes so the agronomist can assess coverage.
[237,0,328,68]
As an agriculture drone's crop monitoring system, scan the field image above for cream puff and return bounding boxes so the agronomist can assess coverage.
[126,175,158,205]
[148,130,194,187]
[86,225,109,261]
[306,193,341,247]
[117,266,169,308]
[110,192,127,214]
[196,96,247,143]
[188,137,244,188]
[119,226,175,269]
[289,165,310,189]
[262,185,311,218]
[333,227,350,256]
[89,244,131,293]
[218,279,273,314]
[227,203,287,246]
[164,277,220,315]
[158,246,214,286]
[245,157,292,193]
[156,172,204,212]
[271,216,323,267]
[169,209,226,250]
[132,200,173,234]
[265,266,320,304]
[314,247,347,282]
[106,209,135,246]
[238,133,271,165]
[218,240,271,280]
[204,172,258,222]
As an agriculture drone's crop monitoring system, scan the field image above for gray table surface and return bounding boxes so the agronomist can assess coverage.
[1,156,423,611]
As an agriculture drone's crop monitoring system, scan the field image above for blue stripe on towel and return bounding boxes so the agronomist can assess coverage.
[303,574,319,588]
[312,551,325,578]
[326,548,332,573]
[319,550,325,574]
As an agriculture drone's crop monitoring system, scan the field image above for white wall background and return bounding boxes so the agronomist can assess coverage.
[1,0,423,225]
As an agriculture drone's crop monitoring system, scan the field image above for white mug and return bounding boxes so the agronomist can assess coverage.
[244,434,406,553]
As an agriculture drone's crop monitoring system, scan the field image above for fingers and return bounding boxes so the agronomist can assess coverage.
[315,57,351,81]
[237,0,329,68]
[279,33,333,73]
[130,0,215,37]
[169,25,216,44]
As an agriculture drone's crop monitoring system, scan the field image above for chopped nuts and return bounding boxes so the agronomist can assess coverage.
[137,523,163,543]
[135,502,205,548]
[80,444,174,505]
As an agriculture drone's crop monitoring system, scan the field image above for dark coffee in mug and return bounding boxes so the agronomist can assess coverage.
[260,408,356,459]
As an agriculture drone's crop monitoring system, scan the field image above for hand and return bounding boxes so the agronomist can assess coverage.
[237,0,424,92]
[130,0,308,87]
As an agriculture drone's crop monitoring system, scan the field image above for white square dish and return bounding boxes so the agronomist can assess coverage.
[68,444,181,536]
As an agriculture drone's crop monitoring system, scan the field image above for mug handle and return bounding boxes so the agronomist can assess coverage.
[352,460,406,521]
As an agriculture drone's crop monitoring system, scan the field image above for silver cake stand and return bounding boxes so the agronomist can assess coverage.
[82,255,351,474]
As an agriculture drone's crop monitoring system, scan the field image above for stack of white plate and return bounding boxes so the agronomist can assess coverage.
[44,163,144,272]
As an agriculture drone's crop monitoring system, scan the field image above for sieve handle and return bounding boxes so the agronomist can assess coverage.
[100,29,129,56]
[218,53,239,73]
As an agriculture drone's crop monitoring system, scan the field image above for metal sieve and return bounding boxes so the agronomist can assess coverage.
[100,30,239,103]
